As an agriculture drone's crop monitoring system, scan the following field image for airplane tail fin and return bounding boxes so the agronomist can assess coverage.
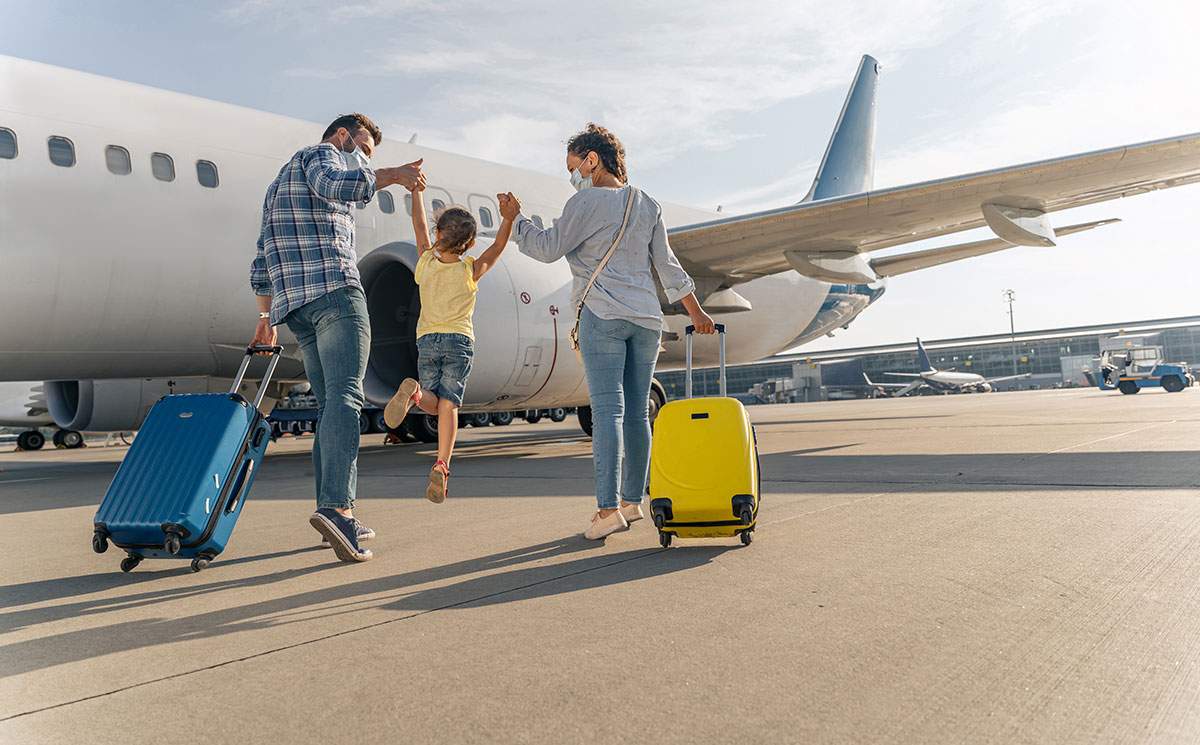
[802,55,880,202]
[916,338,934,372]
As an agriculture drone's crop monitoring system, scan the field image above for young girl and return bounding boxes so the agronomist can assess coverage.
[384,185,520,502]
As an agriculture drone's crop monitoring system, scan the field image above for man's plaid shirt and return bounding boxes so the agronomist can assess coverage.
[250,143,376,325]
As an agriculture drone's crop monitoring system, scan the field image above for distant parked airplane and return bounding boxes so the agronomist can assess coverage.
[864,339,1030,395]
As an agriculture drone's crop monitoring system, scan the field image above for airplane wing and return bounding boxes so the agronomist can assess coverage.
[669,131,1200,281]
[862,373,910,389]
[984,373,1033,384]
[882,372,923,378]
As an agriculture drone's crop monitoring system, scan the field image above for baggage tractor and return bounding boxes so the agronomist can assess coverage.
[649,324,760,547]
[91,345,283,572]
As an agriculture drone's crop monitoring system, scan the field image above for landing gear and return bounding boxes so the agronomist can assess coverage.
[577,406,593,437]
[16,430,45,451]
[548,408,567,423]
[468,413,491,428]
[407,414,439,444]
[52,429,85,449]
[490,411,514,426]
[524,410,542,424]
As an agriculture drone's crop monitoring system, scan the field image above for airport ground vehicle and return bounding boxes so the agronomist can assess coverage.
[650,326,759,548]
[1095,333,1194,395]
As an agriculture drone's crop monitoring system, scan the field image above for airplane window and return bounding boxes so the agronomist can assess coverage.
[431,198,446,213]
[151,152,175,182]
[47,136,75,167]
[196,160,219,188]
[478,206,494,228]
[531,215,544,229]
[105,145,131,175]
[378,191,395,214]
[404,194,413,216]
[0,128,16,159]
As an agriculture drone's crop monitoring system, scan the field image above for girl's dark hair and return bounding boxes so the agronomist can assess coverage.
[567,123,627,183]
[433,207,476,255]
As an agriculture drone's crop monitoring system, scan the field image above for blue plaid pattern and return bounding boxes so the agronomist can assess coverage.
[250,143,377,325]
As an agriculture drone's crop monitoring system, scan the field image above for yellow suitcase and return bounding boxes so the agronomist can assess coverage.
[650,324,759,547]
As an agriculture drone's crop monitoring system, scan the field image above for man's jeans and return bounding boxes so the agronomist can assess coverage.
[284,286,370,510]
[579,307,661,511]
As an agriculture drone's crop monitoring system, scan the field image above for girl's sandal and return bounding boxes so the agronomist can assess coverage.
[426,460,450,503]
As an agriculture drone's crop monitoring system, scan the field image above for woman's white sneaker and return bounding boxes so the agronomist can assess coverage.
[584,510,628,540]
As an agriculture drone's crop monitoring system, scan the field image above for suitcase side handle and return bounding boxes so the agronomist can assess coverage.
[231,345,285,409]
[683,324,727,399]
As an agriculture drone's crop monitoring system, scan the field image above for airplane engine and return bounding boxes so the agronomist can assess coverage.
[44,377,223,431]
[976,382,993,393]
[359,242,587,411]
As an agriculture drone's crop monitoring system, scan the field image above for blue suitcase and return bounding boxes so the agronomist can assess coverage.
[92,346,283,572]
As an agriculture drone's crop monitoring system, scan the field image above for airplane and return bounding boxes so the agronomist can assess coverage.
[864,339,1031,395]
[1,53,1198,439]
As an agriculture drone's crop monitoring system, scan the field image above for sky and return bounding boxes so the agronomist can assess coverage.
[2,0,1197,352]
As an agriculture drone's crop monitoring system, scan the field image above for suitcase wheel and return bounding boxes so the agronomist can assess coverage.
[190,557,211,573]
[120,555,142,573]
[740,530,753,546]
[659,531,672,548]
[92,531,109,554]
[164,533,182,556]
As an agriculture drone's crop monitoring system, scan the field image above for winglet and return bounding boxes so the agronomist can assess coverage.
[802,55,880,202]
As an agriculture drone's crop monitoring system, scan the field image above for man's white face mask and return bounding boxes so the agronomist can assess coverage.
[341,133,370,171]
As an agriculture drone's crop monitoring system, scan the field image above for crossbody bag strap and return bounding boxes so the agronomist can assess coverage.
[571,187,638,349]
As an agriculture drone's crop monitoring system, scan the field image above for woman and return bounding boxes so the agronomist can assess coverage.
[514,123,716,540]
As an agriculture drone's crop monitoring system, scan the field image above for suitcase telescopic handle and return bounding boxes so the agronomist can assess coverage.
[231,345,285,408]
[683,324,727,399]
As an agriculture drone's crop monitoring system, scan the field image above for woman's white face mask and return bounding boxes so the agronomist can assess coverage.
[569,156,594,192]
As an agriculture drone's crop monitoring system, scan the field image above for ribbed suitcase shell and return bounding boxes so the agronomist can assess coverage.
[650,396,759,538]
[94,393,270,561]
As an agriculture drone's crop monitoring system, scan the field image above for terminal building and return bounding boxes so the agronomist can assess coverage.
[657,315,1200,403]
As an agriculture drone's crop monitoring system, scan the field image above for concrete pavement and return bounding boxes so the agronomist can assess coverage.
[2,388,1199,743]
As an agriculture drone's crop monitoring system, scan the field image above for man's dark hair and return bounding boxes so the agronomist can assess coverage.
[433,207,477,255]
[567,123,627,183]
[322,113,382,145]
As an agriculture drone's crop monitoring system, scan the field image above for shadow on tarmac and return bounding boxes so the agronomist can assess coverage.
[0,537,730,678]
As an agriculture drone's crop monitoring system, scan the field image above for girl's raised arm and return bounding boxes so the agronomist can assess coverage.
[474,192,520,282]
[410,187,432,255]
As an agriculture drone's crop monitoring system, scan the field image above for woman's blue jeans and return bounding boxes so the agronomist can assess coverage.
[579,307,661,511]
[284,286,371,510]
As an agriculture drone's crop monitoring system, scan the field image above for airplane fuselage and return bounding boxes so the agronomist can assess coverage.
[0,56,874,428]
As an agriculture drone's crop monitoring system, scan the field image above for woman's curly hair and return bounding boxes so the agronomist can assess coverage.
[567,123,627,183]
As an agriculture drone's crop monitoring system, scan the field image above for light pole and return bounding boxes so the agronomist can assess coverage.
[1003,289,1017,376]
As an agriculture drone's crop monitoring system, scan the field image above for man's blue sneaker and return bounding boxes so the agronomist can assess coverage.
[320,517,375,548]
[309,508,373,562]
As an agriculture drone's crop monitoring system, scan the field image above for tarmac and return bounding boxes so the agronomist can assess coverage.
[1,388,1198,744]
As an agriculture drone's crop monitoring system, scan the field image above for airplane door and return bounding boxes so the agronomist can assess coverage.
[503,248,585,408]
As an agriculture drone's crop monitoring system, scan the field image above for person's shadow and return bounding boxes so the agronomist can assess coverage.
[0,535,733,680]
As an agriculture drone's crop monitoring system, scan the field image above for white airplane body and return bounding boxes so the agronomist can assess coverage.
[1,54,1198,433]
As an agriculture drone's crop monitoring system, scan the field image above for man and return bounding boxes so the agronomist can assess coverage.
[250,113,424,562]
